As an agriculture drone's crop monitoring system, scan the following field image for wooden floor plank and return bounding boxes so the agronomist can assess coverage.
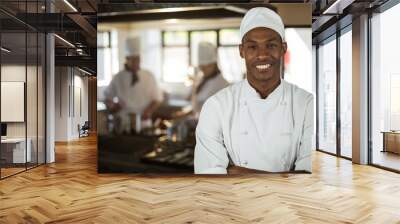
[0,135,400,223]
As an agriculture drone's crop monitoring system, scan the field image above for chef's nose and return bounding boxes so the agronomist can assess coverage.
[256,46,269,60]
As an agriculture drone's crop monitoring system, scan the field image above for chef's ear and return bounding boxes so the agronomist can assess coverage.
[239,44,244,58]
[282,41,287,54]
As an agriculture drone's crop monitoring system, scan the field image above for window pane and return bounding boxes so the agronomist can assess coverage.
[284,28,312,93]
[97,32,109,48]
[97,31,118,87]
[164,31,188,46]
[219,29,240,45]
[318,37,337,154]
[163,47,189,82]
[371,3,400,171]
[340,29,352,158]
[190,31,217,66]
[218,47,245,82]
[391,75,400,129]
[97,48,110,84]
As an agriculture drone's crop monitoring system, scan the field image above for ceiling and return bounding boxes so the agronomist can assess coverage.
[0,0,97,74]
[98,2,311,25]
[311,0,390,44]
[7,0,390,73]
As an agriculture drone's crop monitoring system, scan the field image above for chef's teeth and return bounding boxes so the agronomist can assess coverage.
[256,64,271,69]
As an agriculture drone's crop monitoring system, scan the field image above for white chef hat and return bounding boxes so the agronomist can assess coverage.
[239,7,285,42]
[125,36,141,57]
[198,41,217,66]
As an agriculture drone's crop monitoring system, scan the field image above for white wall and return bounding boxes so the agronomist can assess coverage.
[55,67,89,141]
[1,64,46,164]
[1,65,29,138]
[55,67,68,141]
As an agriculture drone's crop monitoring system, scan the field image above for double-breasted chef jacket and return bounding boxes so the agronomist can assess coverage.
[194,79,314,174]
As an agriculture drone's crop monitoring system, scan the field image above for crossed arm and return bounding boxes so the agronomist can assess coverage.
[194,95,314,174]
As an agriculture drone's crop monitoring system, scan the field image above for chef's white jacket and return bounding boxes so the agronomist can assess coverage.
[105,69,163,114]
[194,79,314,174]
[104,69,163,133]
[191,73,229,115]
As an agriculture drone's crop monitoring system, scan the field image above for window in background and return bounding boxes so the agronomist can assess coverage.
[218,29,245,82]
[97,31,118,86]
[190,31,217,66]
[161,27,311,84]
[162,29,246,83]
[339,28,352,158]
[283,28,312,93]
[140,30,162,81]
[164,31,188,45]
[390,74,400,130]
[162,31,189,83]
[371,2,400,171]
[317,36,337,155]
[219,29,240,45]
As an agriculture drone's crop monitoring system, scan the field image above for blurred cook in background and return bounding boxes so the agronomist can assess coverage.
[104,36,164,134]
[191,41,229,117]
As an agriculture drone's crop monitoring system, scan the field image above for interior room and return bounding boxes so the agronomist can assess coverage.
[0,0,97,179]
[313,0,400,172]
[0,0,399,223]
[0,2,46,178]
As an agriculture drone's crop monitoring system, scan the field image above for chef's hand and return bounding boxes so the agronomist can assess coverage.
[143,100,162,120]
[227,165,270,174]
[172,109,193,119]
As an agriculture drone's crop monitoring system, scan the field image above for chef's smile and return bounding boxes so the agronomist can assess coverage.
[255,63,271,72]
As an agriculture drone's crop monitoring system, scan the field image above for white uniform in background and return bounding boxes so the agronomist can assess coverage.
[192,74,228,115]
[191,42,229,115]
[194,79,314,174]
[104,69,163,134]
[104,37,163,133]
[105,69,163,114]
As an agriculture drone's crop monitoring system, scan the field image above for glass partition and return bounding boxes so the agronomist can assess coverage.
[1,30,28,177]
[317,36,337,155]
[0,1,46,179]
[339,28,352,158]
[371,3,400,171]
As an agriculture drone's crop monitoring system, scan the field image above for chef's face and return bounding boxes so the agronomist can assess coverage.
[239,27,287,84]
[126,56,140,72]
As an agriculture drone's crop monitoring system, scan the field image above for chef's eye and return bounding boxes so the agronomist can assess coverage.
[267,43,277,49]
[247,45,256,50]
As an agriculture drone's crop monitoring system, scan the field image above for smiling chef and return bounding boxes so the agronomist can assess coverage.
[194,7,314,174]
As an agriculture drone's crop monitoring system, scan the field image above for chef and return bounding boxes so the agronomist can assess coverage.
[104,36,163,134]
[191,41,229,117]
[194,7,314,174]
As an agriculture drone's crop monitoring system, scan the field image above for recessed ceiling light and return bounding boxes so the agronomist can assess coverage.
[63,0,78,12]
[1,47,11,53]
[78,67,92,76]
[54,34,75,48]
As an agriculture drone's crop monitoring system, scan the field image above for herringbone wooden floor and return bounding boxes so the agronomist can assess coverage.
[1,135,400,224]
